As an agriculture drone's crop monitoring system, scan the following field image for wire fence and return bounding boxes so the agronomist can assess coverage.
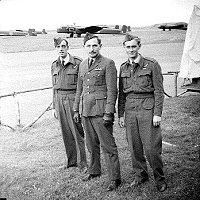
[0,71,180,131]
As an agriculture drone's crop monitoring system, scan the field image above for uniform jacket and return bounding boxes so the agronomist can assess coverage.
[118,55,164,117]
[73,54,118,117]
[51,54,82,108]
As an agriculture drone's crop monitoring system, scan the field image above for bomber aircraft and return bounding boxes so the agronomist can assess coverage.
[57,25,107,37]
[56,25,123,37]
[158,22,188,31]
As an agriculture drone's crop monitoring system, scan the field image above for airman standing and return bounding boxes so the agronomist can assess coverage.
[118,33,167,192]
[73,33,121,191]
[51,37,87,172]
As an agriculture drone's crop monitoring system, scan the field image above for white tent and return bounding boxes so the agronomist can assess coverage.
[179,5,200,78]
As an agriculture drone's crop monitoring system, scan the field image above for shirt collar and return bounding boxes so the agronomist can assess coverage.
[58,53,76,66]
[128,54,141,65]
[88,53,100,62]
[60,53,70,65]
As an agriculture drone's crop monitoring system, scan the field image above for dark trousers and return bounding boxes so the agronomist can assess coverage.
[125,97,165,182]
[55,91,87,167]
[82,116,121,181]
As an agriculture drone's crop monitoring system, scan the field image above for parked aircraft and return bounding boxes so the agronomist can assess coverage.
[158,22,188,31]
[56,25,122,37]
[0,29,47,36]
[57,25,105,37]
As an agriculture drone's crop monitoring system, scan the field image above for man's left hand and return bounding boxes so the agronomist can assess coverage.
[103,113,114,127]
[153,115,161,127]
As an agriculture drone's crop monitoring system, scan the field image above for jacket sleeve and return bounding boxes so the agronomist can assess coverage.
[152,61,164,116]
[51,64,56,109]
[73,70,83,112]
[105,60,118,114]
[118,68,126,117]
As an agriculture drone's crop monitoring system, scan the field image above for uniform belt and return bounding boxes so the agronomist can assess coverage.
[126,92,154,99]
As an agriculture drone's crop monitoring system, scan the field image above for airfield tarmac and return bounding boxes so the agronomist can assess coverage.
[0,31,186,127]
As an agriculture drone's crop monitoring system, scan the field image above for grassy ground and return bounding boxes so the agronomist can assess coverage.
[0,94,199,200]
[1,28,198,199]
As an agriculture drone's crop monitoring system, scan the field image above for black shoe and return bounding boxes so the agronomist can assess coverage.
[130,177,149,187]
[82,174,101,181]
[107,179,121,191]
[156,180,167,192]
[67,163,78,168]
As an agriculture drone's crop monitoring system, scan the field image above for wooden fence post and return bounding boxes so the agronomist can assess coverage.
[173,72,178,97]
[13,93,21,126]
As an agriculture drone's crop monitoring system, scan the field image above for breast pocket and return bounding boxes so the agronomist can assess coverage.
[137,70,152,87]
[121,71,131,89]
[93,71,105,86]
[66,70,78,85]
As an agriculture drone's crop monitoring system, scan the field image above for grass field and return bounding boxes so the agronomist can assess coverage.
[0,95,199,200]
[0,28,199,199]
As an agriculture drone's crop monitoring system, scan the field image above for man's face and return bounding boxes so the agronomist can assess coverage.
[56,40,69,58]
[84,37,102,59]
[124,39,140,60]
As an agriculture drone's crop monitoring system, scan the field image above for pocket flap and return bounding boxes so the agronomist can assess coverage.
[138,70,151,76]
[52,70,59,75]
[95,95,107,100]
[121,71,131,78]
[67,69,78,75]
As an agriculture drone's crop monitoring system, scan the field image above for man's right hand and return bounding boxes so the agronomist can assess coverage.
[118,117,125,128]
[52,109,58,119]
[74,111,80,123]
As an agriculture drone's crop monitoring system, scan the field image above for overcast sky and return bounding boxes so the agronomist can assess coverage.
[0,0,200,30]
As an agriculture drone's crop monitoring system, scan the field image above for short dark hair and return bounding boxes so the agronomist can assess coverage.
[123,33,141,46]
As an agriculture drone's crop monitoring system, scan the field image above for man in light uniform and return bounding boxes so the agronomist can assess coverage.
[118,33,167,192]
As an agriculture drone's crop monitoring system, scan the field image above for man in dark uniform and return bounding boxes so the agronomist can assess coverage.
[118,33,167,192]
[73,33,121,191]
[51,37,87,171]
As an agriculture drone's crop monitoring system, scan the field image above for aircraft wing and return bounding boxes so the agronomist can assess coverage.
[76,26,104,34]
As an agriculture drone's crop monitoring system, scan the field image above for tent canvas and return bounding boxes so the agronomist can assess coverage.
[179,5,200,78]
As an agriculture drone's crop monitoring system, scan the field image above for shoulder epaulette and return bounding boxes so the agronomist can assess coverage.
[120,61,128,69]
[144,57,157,63]
[74,56,83,62]
[52,59,57,64]
[121,61,128,67]
[51,60,58,67]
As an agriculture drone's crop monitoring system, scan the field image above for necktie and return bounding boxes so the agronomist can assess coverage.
[89,59,94,67]
[62,60,65,66]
